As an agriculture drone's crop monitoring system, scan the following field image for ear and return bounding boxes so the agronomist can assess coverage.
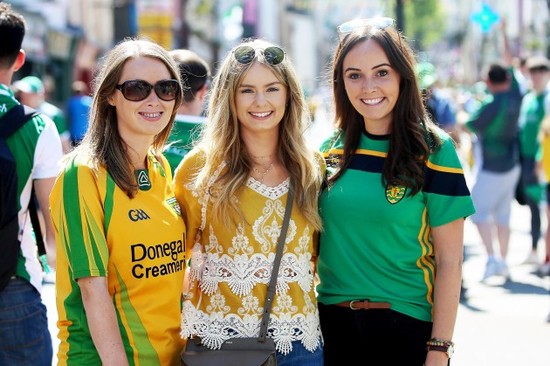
[198,84,208,103]
[12,50,26,72]
[107,94,116,106]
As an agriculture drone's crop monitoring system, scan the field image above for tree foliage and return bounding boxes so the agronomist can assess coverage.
[402,0,446,51]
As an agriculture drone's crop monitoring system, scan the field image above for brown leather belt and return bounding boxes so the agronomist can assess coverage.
[336,300,391,310]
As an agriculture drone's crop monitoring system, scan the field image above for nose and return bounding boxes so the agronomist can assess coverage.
[362,77,377,92]
[145,88,160,104]
[254,91,267,105]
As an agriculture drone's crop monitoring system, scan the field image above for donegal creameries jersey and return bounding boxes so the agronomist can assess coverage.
[50,151,185,366]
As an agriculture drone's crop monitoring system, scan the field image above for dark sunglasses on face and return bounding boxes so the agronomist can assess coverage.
[337,16,394,41]
[233,45,285,66]
[115,79,180,102]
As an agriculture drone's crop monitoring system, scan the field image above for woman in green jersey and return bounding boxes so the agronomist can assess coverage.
[316,17,475,366]
[50,39,185,366]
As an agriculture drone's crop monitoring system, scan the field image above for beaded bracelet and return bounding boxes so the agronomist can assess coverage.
[426,338,454,347]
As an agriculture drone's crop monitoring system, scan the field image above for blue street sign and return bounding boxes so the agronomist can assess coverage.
[471,3,500,33]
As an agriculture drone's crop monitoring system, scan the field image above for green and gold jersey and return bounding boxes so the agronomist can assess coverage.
[50,151,186,366]
[317,129,475,322]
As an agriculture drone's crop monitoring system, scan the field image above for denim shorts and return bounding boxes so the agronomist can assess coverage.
[0,278,53,366]
[276,340,324,366]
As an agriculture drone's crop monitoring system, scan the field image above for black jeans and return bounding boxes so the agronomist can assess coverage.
[319,302,438,366]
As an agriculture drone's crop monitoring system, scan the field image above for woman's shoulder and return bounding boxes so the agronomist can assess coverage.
[174,146,207,181]
[433,127,455,149]
[318,129,342,153]
[427,128,463,166]
[54,152,106,191]
[59,151,97,174]
[178,147,206,168]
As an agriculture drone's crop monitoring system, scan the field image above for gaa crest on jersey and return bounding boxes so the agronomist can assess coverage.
[167,196,181,216]
[385,184,406,204]
[135,169,151,191]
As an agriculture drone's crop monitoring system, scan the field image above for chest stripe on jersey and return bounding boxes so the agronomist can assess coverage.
[325,149,470,197]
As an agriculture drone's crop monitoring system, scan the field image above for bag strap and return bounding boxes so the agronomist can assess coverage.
[28,187,46,257]
[0,105,45,257]
[0,104,38,138]
[258,183,294,343]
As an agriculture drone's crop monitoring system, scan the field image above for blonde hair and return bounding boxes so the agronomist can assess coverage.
[195,39,323,230]
[68,38,183,198]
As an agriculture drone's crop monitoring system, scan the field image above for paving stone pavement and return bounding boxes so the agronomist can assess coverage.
[453,202,550,366]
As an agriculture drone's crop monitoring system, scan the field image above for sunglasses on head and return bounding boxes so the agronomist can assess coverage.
[337,17,394,41]
[115,79,180,102]
[233,45,285,66]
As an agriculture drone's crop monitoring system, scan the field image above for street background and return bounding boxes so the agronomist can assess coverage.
[453,201,550,365]
[42,199,550,366]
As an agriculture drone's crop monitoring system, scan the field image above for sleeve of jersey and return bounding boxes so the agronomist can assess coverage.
[424,135,476,227]
[319,129,342,155]
[50,159,109,280]
[312,151,326,257]
[32,117,63,179]
[174,148,204,259]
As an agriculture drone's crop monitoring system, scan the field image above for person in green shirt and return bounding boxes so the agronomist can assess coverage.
[165,49,211,174]
[316,16,474,366]
[517,55,550,265]
[12,75,72,154]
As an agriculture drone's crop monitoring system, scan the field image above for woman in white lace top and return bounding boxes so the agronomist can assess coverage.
[173,38,325,365]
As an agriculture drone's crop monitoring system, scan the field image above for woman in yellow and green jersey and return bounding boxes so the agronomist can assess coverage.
[49,39,186,366]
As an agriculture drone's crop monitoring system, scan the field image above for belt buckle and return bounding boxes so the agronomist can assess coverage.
[349,300,365,310]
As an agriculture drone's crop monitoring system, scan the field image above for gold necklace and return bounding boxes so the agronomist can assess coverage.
[252,162,273,183]
[251,154,273,160]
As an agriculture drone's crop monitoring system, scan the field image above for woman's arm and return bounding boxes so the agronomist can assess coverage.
[78,276,130,366]
[425,218,464,366]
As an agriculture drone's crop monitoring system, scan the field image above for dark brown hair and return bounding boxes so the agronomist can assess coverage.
[0,2,25,68]
[329,23,441,195]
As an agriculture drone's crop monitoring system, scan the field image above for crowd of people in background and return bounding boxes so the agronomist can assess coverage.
[2,1,550,365]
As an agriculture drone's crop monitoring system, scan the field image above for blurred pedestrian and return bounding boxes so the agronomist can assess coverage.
[539,105,550,279]
[464,20,523,282]
[13,75,72,153]
[174,38,325,365]
[316,17,474,366]
[164,48,210,173]
[416,61,459,143]
[517,55,550,265]
[66,80,92,146]
[0,3,63,365]
[49,38,186,366]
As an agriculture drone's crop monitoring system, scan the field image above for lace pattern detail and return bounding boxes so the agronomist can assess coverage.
[247,177,290,199]
[181,291,323,355]
[182,171,322,355]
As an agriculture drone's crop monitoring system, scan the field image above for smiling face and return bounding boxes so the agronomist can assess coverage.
[109,56,176,146]
[235,61,288,137]
[342,38,401,134]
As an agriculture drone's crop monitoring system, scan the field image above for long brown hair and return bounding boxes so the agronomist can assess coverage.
[330,23,441,195]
